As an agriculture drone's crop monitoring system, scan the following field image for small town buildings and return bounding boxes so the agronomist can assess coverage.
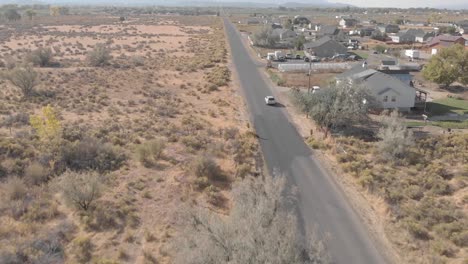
[336,64,417,111]
[377,24,400,34]
[271,28,297,41]
[339,18,359,28]
[303,36,348,58]
[426,35,465,54]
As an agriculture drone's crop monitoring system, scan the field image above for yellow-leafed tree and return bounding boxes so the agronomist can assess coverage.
[30,105,63,159]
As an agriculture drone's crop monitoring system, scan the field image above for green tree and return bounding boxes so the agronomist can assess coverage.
[422,44,468,87]
[291,83,375,137]
[295,34,306,50]
[394,18,404,25]
[252,27,279,48]
[4,8,21,21]
[25,9,37,21]
[374,44,387,53]
[283,18,293,30]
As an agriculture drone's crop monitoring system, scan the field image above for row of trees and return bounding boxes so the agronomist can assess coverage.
[0,6,69,21]
[291,83,376,137]
[422,44,468,87]
[291,83,414,162]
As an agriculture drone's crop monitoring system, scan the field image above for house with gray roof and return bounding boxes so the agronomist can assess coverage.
[377,24,400,34]
[390,28,425,43]
[303,36,347,58]
[271,28,297,41]
[336,64,416,111]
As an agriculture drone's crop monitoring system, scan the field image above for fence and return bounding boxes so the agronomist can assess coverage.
[278,62,355,73]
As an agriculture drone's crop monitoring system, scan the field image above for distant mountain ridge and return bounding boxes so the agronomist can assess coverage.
[1,0,353,7]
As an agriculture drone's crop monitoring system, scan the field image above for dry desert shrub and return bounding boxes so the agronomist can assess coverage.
[58,170,102,211]
[87,43,112,67]
[173,175,328,264]
[4,64,39,97]
[136,139,166,167]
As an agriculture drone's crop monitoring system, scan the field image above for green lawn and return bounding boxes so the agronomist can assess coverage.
[351,51,369,59]
[427,98,468,116]
[406,120,468,129]
[432,120,468,129]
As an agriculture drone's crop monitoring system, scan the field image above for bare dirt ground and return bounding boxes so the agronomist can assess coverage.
[0,15,260,263]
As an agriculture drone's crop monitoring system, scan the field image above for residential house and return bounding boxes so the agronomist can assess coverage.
[415,31,435,43]
[271,23,283,29]
[315,25,340,36]
[271,28,297,41]
[390,28,425,43]
[405,21,427,27]
[377,24,400,34]
[336,64,416,111]
[357,27,376,36]
[303,36,348,58]
[426,34,465,55]
[339,18,359,29]
[239,17,262,25]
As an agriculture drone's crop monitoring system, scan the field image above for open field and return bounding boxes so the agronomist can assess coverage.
[0,14,260,263]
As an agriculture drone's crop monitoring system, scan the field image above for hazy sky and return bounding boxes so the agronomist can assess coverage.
[332,0,465,8]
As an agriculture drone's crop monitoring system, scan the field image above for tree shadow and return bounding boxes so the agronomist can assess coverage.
[426,102,467,116]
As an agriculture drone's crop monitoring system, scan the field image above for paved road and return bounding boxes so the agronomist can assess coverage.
[224,18,388,264]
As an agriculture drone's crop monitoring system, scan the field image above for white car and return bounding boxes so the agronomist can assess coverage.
[265,96,276,105]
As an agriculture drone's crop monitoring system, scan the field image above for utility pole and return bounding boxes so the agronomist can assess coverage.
[307,60,312,94]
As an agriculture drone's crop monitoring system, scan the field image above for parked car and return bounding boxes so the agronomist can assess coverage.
[312,86,320,93]
[332,54,348,60]
[303,57,310,62]
[310,56,320,62]
[277,56,286,62]
[285,53,293,59]
[265,96,276,105]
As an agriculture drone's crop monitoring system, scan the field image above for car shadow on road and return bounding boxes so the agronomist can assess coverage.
[271,102,286,108]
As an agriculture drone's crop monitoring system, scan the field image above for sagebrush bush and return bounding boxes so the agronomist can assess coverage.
[59,170,102,211]
[87,44,112,67]
[136,139,165,167]
[72,236,93,263]
[61,137,126,172]
[5,64,38,97]
[27,47,54,67]
[191,156,224,181]
[4,177,27,201]
[24,162,48,185]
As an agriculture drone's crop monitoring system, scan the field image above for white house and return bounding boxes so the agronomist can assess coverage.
[336,64,416,111]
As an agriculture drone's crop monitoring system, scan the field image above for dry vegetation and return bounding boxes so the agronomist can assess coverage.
[290,91,468,263]
[0,14,261,263]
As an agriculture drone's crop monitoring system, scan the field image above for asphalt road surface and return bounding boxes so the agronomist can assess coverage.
[223,18,388,264]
